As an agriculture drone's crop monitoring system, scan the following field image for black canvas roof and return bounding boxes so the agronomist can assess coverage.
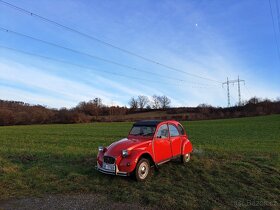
[133,120,163,126]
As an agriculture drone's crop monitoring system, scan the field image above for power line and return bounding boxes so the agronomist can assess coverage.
[0,0,222,83]
[0,27,178,82]
[0,27,218,87]
[230,94,238,107]
[268,0,280,61]
[244,85,254,98]
[0,45,219,89]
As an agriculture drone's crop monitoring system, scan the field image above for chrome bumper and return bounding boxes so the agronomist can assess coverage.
[96,162,129,176]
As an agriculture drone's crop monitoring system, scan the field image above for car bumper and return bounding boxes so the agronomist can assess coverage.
[96,162,129,176]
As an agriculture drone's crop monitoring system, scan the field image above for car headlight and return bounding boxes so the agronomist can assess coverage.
[122,149,128,157]
[98,146,104,152]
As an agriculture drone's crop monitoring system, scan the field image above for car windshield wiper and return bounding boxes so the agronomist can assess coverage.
[142,133,153,136]
[130,133,142,136]
[130,133,152,136]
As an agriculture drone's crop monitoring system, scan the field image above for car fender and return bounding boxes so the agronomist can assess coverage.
[118,150,154,173]
[97,151,104,166]
[181,139,193,155]
[134,150,154,165]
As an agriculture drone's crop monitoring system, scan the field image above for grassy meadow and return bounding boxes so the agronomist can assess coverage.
[0,115,279,209]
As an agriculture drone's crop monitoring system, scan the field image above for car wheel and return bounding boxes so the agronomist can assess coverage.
[181,153,191,164]
[135,158,150,181]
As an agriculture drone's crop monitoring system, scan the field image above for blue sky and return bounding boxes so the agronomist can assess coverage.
[0,0,279,108]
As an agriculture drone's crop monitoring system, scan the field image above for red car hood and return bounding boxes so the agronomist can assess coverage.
[105,137,152,157]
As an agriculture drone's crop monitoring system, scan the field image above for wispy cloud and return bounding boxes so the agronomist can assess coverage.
[0,85,76,108]
[0,60,118,107]
[0,59,186,107]
[0,0,278,108]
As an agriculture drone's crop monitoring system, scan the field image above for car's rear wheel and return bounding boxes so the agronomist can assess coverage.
[181,153,191,164]
[135,158,150,181]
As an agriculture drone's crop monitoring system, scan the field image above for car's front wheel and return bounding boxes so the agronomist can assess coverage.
[135,158,150,181]
[181,153,191,164]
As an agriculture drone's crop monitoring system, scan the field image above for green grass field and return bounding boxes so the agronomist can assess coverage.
[0,115,279,209]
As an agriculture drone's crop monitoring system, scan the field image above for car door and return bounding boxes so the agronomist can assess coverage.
[153,124,172,163]
[168,123,181,157]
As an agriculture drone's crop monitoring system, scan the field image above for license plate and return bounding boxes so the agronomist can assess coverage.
[103,163,115,171]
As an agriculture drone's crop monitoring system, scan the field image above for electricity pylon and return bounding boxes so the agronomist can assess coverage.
[222,76,245,107]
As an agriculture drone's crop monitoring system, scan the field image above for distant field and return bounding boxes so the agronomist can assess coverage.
[0,115,279,209]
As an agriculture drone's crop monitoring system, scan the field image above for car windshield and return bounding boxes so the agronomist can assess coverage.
[129,125,156,136]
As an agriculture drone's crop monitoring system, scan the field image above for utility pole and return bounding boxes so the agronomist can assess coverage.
[222,76,245,107]
[237,76,241,106]
[226,77,230,107]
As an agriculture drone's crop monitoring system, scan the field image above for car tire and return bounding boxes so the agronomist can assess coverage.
[135,158,150,181]
[181,153,191,164]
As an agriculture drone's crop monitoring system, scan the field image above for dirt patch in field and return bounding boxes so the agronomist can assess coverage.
[192,148,204,156]
[0,194,152,210]
[8,154,38,164]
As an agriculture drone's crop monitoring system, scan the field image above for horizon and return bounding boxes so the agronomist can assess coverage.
[1,0,280,108]
[1,95,278,110]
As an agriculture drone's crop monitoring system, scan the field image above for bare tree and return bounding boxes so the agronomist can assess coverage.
[76,98,103,119]
[92,97,103,119]
[152,95,161,109]
[92,97,102,107]
[137,95,149,110]
[129,97,138,110]
[159,95,171,109]
[197,103,212,108]
[247,97,261,104]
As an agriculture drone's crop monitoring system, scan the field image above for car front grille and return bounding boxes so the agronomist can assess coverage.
[103,156,115,164]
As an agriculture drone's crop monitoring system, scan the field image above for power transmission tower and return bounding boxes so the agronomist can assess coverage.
[222,76,245,107]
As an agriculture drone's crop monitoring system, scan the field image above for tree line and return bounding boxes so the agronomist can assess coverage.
[129,95,171,110]
[0,96,279,126]
[0,95,170,125]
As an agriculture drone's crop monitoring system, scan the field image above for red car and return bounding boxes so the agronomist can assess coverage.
[96,120,193,181]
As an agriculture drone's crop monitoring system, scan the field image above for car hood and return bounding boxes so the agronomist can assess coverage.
[105,137,152,157]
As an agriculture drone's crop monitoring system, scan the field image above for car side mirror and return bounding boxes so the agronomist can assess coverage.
[157,135,162,139]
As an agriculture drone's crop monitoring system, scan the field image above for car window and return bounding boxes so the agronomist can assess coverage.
[129,126,156,136]
[156,124,169,139]
[168,124,180,137]
[142,126,155,136]
[177,124,185,135]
